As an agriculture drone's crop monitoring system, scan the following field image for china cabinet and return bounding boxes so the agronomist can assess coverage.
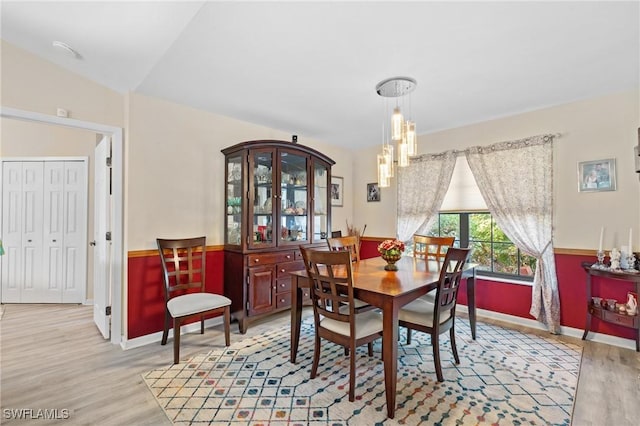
[222,140,334,333]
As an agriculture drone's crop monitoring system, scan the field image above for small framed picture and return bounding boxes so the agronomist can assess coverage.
[578,158,616,192]
[331,176,343,207]
[367,182,380,202]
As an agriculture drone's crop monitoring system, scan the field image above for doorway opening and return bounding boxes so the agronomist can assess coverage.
[0,106,124,344]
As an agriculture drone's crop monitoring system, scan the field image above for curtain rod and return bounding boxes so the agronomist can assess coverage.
[422,132,562,159]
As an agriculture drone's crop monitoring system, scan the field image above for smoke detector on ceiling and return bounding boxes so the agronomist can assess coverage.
[52,41,82,59]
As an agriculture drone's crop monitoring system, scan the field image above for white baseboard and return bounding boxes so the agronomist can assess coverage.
[120,307,636,351]
[456,305,636,351]
[120,316,225,350]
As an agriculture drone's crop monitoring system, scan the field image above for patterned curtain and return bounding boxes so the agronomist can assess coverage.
[397,150,456,242]
[465,134,560,333]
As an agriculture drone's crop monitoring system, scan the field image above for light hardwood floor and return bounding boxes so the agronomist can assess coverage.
[0,304,638,425]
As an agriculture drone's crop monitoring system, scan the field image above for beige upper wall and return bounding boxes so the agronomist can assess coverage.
[353,90,640,250]
[0,40,123,127]
[126,93,354,250]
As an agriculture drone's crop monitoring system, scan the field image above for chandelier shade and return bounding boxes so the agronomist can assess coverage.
[375,77,418,188]
[391,107,404,141]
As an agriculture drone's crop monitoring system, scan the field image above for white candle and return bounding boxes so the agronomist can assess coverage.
[629,228,633,252]
[598,227,604,252]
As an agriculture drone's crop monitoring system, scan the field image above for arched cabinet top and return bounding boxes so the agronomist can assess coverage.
[221,139,335,165]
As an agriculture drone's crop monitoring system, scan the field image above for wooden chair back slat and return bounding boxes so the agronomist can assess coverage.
[157,237,206,297]
[327,235,360,262]
[413,235,455,260]
[434,247,470,317]
[301,248,354,324]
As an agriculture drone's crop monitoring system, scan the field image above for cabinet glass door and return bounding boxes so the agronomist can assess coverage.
[250,150,274,248]
[225,155,243,245]
[280,151,308,244]
[313,161,329,242]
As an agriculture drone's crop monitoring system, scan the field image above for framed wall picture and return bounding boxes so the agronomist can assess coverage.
[367,182,380,202]
[331,176,343,206]
[578,158,616,192]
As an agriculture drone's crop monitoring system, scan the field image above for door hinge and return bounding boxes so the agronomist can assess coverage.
[105,306,112,316]
[105,231,112,241]
[106,156,112,167]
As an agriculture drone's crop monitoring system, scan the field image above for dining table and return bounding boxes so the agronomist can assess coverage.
[289,255,477,419]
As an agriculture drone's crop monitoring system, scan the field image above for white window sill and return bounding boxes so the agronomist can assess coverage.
[475,274,533,286]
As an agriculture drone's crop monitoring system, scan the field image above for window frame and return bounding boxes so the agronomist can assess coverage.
[429,211,534,283]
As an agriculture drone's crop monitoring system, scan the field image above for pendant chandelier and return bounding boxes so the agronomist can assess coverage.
[376,77,418,188]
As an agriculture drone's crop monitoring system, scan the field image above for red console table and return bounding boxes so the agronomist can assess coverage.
[581,263,640,352]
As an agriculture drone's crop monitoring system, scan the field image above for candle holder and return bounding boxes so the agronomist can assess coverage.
[594,250,605,269]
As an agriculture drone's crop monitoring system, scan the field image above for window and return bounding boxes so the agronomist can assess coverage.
[424,212,536,281]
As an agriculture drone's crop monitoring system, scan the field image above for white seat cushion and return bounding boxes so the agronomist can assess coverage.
[320,311,383,339]
[398,297,451,327]
[167,293,231,318]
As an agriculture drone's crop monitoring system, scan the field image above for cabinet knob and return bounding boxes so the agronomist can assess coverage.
[27,239,32,243]
[254,259,259,263]
[280,299,285,303]
[280,283,285,287]
[280,269,285,273]
[286,255,291,259]
[52,239,57,242]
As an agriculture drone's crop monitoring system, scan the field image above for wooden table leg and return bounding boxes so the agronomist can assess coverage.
[466,270,477,340]
[290,275,303,364]
[382,301,399,419]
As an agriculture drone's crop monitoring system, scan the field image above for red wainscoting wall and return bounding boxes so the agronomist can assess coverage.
[126,239,636,342]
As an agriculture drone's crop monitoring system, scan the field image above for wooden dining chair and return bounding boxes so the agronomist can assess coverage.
[326,235,375,314]
[399,247,471,382]
[327,235,360,262]
[413,235,455,260]
[157,236,231,364]
[406,234,457,340]
[300,247,383,402]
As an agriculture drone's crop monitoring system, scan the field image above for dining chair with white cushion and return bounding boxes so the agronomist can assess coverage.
[300,247,383,402]
[399,247,471,382]
[157,236,231,364]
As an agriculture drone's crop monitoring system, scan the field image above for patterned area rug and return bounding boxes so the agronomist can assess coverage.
[143,317,581,425]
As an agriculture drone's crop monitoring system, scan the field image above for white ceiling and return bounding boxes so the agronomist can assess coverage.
[2,1,639,150]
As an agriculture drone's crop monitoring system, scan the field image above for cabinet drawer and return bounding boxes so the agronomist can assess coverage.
[248,251,296,266]
[602,310,638,328]
[276,260,305,277]
[276,292,291,309]
[276,277,291,293]
[302,289,311,301]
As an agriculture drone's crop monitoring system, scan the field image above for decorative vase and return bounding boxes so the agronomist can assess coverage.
[381,253,402,271]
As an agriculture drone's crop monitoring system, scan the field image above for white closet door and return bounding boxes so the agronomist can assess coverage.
[61,161,87,303]
[42,161,64,301]
[16,162,45,303]
[1,162,26,302]
[2,159,87,303]
[40,160,87,303]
